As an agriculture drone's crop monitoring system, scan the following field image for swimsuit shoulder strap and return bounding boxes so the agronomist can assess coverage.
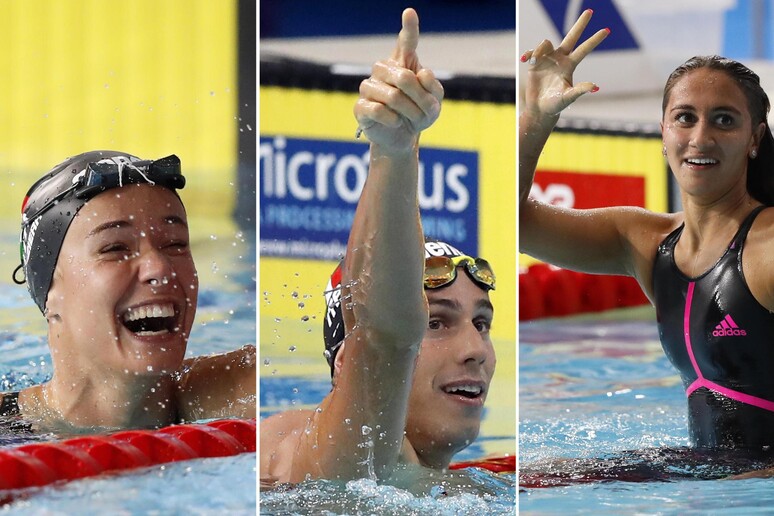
[0,391,20,417]
[730,205,767,249]
[657,221,685,256]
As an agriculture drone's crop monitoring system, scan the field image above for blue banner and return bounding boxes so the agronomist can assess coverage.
[259,136,479,260]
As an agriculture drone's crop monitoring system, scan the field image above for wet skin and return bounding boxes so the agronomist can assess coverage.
[404,273,495,468]
[46,184,198,378]
[662,67,763,206]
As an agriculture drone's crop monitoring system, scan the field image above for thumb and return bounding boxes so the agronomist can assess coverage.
[563,82,599,106]
[391,8,420,69]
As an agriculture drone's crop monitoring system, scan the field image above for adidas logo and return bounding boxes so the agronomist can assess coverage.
[712,314,747,337]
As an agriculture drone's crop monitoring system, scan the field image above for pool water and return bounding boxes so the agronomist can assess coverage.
[0,219,257,514]
[259,302,517,514]
[519,306,774,514]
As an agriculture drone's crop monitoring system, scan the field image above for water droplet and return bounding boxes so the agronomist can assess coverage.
[288,345,296,352]
[300,315,309,322]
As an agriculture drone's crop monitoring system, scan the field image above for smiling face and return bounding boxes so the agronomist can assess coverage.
[404,271,496,465]
[45,184,198,378]
[661,67,765,202]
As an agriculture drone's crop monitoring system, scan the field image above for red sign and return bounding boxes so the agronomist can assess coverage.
[533,170,646,209]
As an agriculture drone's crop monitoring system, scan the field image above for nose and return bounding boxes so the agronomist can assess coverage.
[137,246,174,287]
[690,119,716,151]
[457,322,490,366]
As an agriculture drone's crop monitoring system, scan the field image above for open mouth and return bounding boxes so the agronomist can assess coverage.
[442,384,484,400]
[121,303,178,336]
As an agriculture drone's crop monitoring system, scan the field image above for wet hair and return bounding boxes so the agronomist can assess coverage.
[662,55,774,205]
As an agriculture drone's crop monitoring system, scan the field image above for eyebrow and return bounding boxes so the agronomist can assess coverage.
[86,215,188,237]
[670,103,743,114]
[428,297,494,315]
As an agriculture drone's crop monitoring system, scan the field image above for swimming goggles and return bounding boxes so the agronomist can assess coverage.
[424,255,496,291]
[21,154,185,227]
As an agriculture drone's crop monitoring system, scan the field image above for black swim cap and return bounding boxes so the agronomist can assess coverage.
[12,151,185,313]
[322,239,487,376]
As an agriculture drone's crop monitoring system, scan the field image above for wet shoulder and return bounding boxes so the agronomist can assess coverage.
[617,208,681,300]
[260,409,314,478]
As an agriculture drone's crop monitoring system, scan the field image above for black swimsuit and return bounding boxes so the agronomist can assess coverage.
[0,392,20,417]
[654,206,774,451]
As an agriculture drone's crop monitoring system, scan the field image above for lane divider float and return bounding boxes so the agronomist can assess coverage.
[0,418,256,499]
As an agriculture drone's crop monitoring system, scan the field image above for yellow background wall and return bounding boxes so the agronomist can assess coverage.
[519,131,666,267]
[260,86,517,343]
[0,0,238,221]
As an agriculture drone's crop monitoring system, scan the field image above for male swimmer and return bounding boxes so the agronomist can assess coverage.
[260,9,498,486]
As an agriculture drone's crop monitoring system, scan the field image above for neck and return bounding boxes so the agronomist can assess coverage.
[680,190,760,243]
[404,435,459,470]
[27,370,178,432]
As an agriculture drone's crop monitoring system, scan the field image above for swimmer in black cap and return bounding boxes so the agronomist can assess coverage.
[2,150,255,432]
[260,9,497,485]
[521,10,774,481]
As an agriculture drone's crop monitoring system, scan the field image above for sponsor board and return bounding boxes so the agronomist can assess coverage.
[260,136,479,260]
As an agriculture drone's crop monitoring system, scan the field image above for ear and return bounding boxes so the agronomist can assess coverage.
[332,341,347,381]
[752,121,767,151]
[44,267,64,322]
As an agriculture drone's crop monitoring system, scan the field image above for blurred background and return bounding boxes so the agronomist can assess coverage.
[0,0,256,357]
[259,0,517,462]
[518,0,774,320]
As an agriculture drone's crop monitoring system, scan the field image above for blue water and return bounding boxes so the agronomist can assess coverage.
[519,307,774,514]
[259,344,516,514]
[0,222,256,514]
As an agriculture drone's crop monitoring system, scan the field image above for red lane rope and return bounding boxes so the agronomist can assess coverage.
[0,418,256,494]
[450,455,515,473]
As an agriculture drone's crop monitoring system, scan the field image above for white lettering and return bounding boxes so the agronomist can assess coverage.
[259,137,474,213]
[334,155,368,203]
[445,164,469,213]
[531,183,575,208]
[287,151,315,201]
[315,154,337,201]
[418,162,444,210]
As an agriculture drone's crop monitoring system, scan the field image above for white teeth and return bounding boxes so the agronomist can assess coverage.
[444,385,482,395]
[123,303,175,322]
[687,158,718,165]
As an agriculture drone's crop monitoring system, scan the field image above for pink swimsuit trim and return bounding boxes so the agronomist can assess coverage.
[683,281,774,412]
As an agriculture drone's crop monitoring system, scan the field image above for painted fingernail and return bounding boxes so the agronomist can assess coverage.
[528,56,537,65]
[605,28,611,34]
[520,53,528,63]
[587,9,593,14]
[591,85,600,93]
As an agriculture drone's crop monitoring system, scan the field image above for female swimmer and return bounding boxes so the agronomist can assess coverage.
[521,10,774,478]
[1,151,255,433]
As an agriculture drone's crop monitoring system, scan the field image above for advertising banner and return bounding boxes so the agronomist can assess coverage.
[260,136,479,260]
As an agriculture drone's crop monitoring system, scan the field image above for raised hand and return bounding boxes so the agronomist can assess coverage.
[521,9,609,117]
[354,8,444,154]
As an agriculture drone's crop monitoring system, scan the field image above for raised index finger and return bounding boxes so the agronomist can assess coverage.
[390,8,420,70]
